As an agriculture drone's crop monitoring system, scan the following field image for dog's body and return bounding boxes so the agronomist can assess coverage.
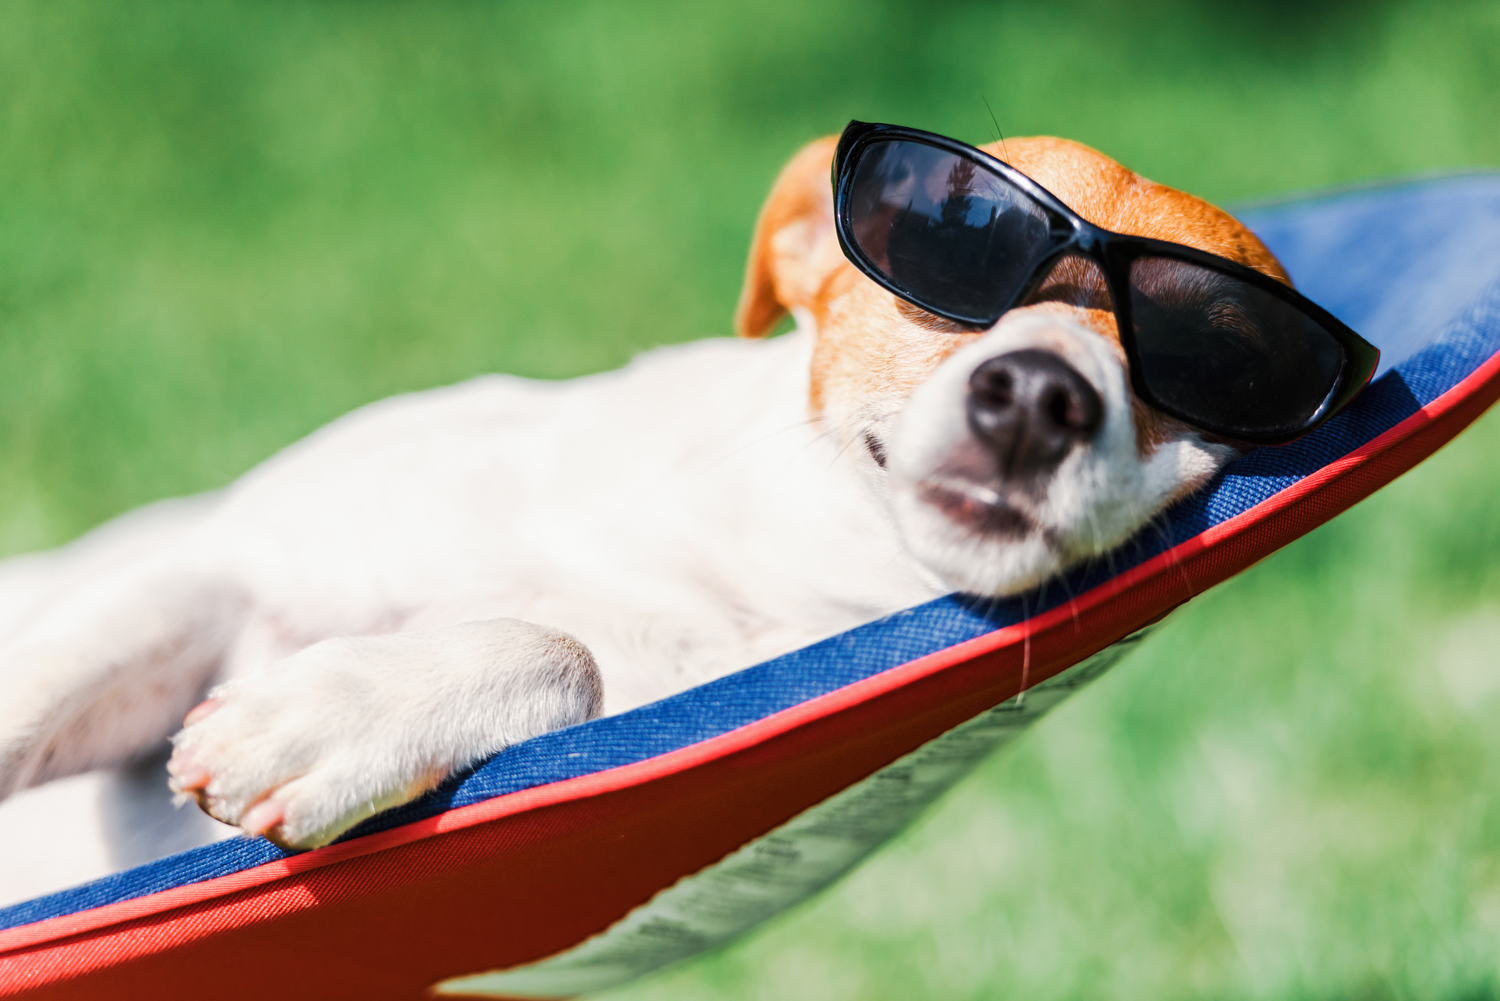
[0,134,1287,905]
[0,331,940,904]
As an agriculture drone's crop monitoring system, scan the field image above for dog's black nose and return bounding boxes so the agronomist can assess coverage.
[967,349,1104,478]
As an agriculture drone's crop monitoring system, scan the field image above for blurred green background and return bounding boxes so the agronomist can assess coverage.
[3,1,1499,997]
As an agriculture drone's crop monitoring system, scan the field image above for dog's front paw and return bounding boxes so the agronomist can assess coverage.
[167,620,601,849]
[167,645,444,850]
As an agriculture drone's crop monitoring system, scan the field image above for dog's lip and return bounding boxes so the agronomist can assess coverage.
[917,477,1035,539]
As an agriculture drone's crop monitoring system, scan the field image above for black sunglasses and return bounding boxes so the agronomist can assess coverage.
[832,121,1379,445]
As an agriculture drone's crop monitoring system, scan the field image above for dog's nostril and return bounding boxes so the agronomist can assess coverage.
[969,366,1015,409]
[1044,382,1099,433]
[1045,388,1071,427]
[966,349,1104,478]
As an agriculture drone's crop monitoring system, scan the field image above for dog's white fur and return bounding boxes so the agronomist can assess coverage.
[0,133,1276,906]
[889,310,1228,595]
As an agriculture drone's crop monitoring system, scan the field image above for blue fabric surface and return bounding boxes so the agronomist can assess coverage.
[4,176,1500,933]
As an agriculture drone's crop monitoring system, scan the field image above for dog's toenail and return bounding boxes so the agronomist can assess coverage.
[168,756,211,790]
[241,799,286,837]
[183,698,221,726]
[166,748,193,774]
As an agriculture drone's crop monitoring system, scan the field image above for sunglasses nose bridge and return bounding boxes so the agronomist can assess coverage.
[1068,221,1106,255]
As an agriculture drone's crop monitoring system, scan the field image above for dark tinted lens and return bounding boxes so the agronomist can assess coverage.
[847,139,1053,322]
[1128,257,1344,437]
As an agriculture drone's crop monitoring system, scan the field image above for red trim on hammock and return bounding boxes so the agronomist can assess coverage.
[1,348,1497,1000]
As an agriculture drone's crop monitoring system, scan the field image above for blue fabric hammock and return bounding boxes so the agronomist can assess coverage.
[1,175,1498,1001]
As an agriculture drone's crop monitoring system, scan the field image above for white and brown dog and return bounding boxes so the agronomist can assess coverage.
[0,133,1287,903]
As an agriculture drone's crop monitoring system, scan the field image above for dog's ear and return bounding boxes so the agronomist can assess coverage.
[734,136,841,338]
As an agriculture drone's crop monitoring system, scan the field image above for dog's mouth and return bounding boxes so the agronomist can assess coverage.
[917,478,1036,540]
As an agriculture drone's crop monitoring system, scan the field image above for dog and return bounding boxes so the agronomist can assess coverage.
[0,130,1290,905]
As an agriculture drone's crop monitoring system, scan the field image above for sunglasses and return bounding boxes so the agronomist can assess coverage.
[831,121,1379,445]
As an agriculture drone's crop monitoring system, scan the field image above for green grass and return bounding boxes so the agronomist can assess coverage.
[1,1,1498,997]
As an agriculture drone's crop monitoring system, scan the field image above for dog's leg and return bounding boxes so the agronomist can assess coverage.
[168,618,602,849]
[0,562,244,798]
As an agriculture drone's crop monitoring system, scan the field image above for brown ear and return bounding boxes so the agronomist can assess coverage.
[734,136,841,338]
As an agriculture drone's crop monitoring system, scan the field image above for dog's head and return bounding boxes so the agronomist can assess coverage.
[737,134,1289,596]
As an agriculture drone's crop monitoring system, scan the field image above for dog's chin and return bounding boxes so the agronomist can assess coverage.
[891,476,1069,598]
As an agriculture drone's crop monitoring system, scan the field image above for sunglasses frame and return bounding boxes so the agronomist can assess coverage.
[831,121,1380,445]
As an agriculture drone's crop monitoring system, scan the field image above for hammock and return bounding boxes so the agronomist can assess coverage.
[1,175,1499,1001]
